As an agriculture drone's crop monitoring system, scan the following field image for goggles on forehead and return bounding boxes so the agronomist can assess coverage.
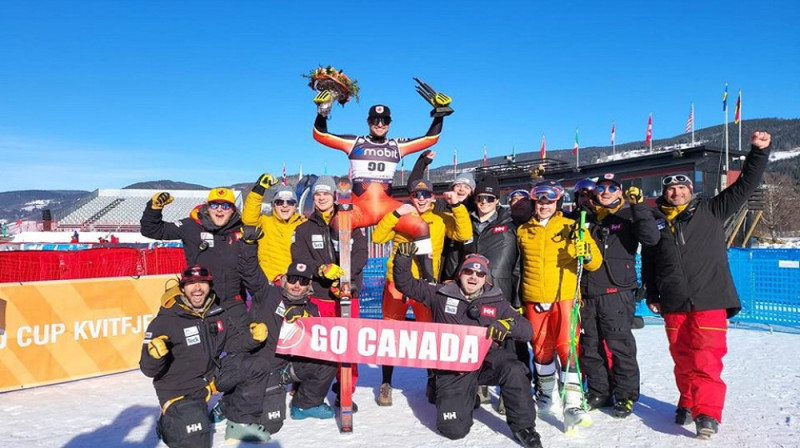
[274,199,297,206]
[531,185,562,201]
[209,202,233,210]
[662,174,691,186]
[286,275,311,286]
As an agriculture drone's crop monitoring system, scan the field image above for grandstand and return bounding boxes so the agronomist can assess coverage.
[55,189,243,232]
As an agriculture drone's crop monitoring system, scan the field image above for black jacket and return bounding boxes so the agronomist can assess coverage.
[140,203,245,309]
[239,241,322,366]
[462,207,521,307]
[642,145,769,317]
[579,203,660,297]
[290,209,368,299]
[393,253,532,345]
[139,295,257,405]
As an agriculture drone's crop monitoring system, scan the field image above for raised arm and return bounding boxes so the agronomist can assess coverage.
[140,192,186,241]
[397,116,444,157]
[707,132,771,221]
[392,245,437,307]
[313,113,358,154]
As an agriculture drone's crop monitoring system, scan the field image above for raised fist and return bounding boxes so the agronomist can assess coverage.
[625,186,643,205]
[751,131,771,150]
[252,173,279,195]
[151,192,173,210]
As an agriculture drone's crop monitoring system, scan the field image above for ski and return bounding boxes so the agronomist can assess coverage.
[335,186,354,433]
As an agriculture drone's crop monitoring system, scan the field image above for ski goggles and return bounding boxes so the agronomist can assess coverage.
[476,194,497,203]
[662,174,692,186]
[531,185,562,201]
[286,275,311,286]
[509,189,530,199]
[273,199,297,207]
[368,117,392,126]
[412,190,433,199]
[208,202,234,210]
[596,184,620,193]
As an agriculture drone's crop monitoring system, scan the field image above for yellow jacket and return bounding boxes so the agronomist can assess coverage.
[242,190,306,282]
[373,203,472,283]
[517,212,602,303]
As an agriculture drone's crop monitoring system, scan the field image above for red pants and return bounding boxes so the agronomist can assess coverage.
[382,280,433,323]
[310,296,360,392]
[524,300,578,368]
[663,309,728,422]
[344,183,430,240]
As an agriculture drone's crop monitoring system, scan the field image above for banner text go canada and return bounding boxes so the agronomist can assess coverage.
[277,317,493,371]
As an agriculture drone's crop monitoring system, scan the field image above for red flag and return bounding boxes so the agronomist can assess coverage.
[483,147,488,167]
[282,163,287,186]
[734,91,742,124]
[685,106,694,134]
[645,114,653,148]
[540,135,546,159]
[611,123,616,146]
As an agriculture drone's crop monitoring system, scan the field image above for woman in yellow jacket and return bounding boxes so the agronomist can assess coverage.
[517,181,602,431]
[241,174,306,283]
[371,179,472,406]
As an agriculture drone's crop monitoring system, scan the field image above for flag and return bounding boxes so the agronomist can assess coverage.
[483,146,488,167]
[572,129,579,155]
[645,114,653,147]
[299,163,303,179]
[611,123,616,146]
[722,83,728,111]
[686,105,693,134]
[734,90,742,124]
[453,149,457,173]
[282,163,287,186]
[540,135,546,159]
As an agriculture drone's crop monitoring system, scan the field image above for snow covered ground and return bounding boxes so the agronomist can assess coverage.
[1,322,798,448]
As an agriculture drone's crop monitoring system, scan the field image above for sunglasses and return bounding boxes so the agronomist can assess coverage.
[461,268,487,278]
[531,185,562,201]
[274,199,297,206]
[662,174,691,186]
[209,202,233,210]
[476,194,497,203]
[596,184,620,193]
[368,117,391,126]
[286,275,311,286]
[412,190,433,199]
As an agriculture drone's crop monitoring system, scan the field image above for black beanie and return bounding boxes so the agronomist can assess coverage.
[475,175,500,197]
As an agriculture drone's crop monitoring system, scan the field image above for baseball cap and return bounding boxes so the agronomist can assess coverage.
[207,187,236,205]
[368,104,391,119]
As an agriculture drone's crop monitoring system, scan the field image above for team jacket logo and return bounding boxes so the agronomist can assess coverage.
[492,225,507,234]
[480,306,497,318]
[442,411,457,420]
[277,320,306,350]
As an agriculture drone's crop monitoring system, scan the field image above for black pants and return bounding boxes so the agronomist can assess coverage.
[579,290,640,401]
[435,348,536,440]
[260,357,337,431]
[216,352,271,424]
[157,392,210,448]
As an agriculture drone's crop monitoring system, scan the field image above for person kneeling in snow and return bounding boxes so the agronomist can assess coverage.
[392,244,543,448]
[140,265,271,446]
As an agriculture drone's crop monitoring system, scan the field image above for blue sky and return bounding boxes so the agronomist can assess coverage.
[1,0,798,191]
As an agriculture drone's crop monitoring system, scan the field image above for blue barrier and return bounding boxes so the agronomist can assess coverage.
[360,248,800,328]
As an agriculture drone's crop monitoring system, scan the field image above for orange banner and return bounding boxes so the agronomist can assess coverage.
[0,275,174,392]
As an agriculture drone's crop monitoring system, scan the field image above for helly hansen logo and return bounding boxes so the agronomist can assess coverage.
[481,306,497,318]
[267,411,281,420]
[186,422,203,433]
[443,411,457,420]
[492,225,507,233]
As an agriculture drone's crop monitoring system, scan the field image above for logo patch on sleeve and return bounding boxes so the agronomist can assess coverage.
[492,226,507,234]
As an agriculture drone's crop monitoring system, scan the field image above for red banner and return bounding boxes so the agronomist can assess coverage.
[277,317,493,371]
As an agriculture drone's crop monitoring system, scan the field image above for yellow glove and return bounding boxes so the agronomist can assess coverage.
[318,263,345,280]
[284,306,311,323]
[204,379,219,402]
[395,242,418,257]
[147,335,170,359]
[574,240,591,261]
[252,173,279,195]
[249,322,268,342]
[486,318,515,342]
[625,186,643,204]
[240,225,264,245]
[432,92,452,107]
[150,192,174,210]
[314,90,333,105]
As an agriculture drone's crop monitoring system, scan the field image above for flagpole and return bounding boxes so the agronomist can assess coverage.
[453,148,457,182]
[611,121,616,154]
[691,103,695,145]
[738,90,742,153]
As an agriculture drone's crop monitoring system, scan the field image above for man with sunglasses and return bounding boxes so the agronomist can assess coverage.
[290,175,368,410]
[641,131,772,439]
[141,264,272,445]
[372,178,472,406]
[574,173,659,419]
[141,187,247,313]
[391,245,542,448]
[517,180,603,431]
[238,231,340,431]
[242,174,307,283]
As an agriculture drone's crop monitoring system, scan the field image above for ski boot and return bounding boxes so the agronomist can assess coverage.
[613,399,634,418]
[695,414,719,439]
[562,372,592,433]
[225,421,270,443]
[675,406,693,425]
[513,427,543,448]
[584,393,613,411]
[290,403,335,420]
[535,373,562,415]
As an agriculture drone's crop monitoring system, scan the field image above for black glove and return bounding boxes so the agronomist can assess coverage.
[241,225,264,245]
[486,318,516,342]
[252,173,279,195]
[395,242,418,257]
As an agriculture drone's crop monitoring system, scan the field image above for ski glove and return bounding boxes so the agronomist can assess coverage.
[250,322,268,342]
[150,192,174,210]
[284,306,310,323]
[487,318,516,342]
[318,263,345,280]
[625,186,643,204]
[204,380,219,402]
[395,242,418,257]
[574,240,591,262]
[147,335,170,359]
[241,225,264,245]
[252,173,279,195]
